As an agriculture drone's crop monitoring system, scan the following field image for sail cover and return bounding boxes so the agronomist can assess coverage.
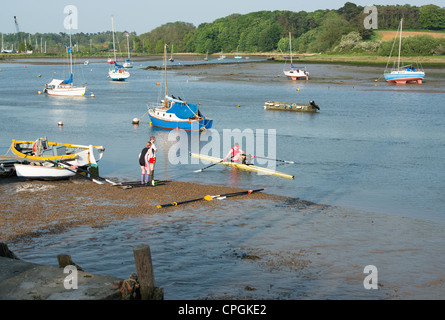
[63,73,73,84]
[166,102,199,119]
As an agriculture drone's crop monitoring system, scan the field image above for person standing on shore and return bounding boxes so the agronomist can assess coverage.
[139,141,152,184]
[148,136,157,186]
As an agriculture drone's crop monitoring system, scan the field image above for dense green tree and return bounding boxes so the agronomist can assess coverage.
[419,5,445,30]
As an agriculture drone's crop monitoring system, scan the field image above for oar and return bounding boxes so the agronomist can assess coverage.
[194,159,224,172]
[157,188,266,208]
[210,188,266,200]
[60,161,118,185]
[46,160,104,185]
[250,155,295,164]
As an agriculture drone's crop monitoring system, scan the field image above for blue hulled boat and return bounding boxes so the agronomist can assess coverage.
[383,18,425,84]
[148,96,213,131]
[147,44,213,131]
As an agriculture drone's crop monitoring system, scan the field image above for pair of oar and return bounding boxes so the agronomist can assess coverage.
[47,160,118,185]
[157,188,266,208]
[45,160,105,185]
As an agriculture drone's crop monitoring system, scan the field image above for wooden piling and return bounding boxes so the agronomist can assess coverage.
[57,254,84,271]
[133,244,155,300]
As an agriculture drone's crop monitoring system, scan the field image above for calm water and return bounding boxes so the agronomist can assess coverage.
[1,57,445,299]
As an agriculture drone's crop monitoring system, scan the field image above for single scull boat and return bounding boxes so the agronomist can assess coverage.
[190,153,294,179]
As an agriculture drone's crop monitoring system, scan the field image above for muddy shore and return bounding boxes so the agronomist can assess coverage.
[0,177,284,243]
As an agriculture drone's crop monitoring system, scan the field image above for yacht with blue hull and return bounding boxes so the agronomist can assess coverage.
[149,96,213,131]
[147,44,213,131]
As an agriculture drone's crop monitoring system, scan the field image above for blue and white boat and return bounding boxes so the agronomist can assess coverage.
[384,65,425,84]
[44,16,86,96]
[148,44,213,131]
[384,18,425,84]
[108,16,130,81]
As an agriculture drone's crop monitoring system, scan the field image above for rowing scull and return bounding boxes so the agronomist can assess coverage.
[190,153,294,179]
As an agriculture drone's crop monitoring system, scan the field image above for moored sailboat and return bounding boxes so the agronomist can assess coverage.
[283,32,309,81]
[44,14,86,96]
[108,16,130,81]
[384,18,425,84]
[123,33,133,68]
[147,44,213,131]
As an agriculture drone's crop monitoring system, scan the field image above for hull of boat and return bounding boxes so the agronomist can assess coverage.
[190,153,294,179]
[109,70,130,81]
[14,163,76,180]
[384,71,425,84]
[264,101,319,113]
[284,69,309,80]
[45,86,86,96]
[11,140,105,167]
[148,108,213,131]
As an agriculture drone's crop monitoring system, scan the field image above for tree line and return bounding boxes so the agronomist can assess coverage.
[2,3,445,56]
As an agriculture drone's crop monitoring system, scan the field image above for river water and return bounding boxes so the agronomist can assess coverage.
[1,56,445,299]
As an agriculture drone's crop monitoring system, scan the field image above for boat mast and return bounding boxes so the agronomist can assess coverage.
[111,16,117,63]
[164,44,168,108]
[398,18,403,71]
[126,33,131,60]
[289,32,292,65]
[67,11,74,83]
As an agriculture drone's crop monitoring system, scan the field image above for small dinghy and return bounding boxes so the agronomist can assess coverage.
[14,162,76,180]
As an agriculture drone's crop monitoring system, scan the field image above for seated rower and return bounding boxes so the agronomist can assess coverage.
[224,142,246,164]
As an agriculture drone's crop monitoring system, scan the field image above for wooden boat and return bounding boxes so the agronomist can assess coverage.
[190,153,294,179]
[11,138,105,167]
[264,100,319,113]
[14,163,76,180]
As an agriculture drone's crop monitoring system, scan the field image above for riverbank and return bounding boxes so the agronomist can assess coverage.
[0,177,281,243]
[2,52,445,67]
[4,176,445,299]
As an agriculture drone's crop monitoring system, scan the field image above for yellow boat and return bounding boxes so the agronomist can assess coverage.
[11,138,105,167]
[190,153,294,179]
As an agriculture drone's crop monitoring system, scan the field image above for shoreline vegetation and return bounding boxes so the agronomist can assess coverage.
[2,4,445,66]
[1,52,445,67]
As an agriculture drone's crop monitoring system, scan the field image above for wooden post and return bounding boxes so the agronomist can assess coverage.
[133,244,155,300]
[57,254,84,271]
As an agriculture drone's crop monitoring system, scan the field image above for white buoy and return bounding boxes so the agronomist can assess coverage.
[132,118,140,125]
[58,121,63,127]
[90,93,95,97]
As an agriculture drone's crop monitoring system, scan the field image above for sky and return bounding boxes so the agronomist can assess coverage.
[1,0,444,35]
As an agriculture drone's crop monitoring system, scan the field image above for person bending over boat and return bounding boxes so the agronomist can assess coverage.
[224,142,246,164]
[139,141,152,184]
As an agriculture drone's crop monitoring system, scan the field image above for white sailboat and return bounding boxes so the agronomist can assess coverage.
[108,16,130,81]
[123,33,133,68]
[217,50,226,60]
[168,44,174,62]
[234,45,242,59]
[283,32,309,81]
[384,18,425,84]
[44,14,86,96]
